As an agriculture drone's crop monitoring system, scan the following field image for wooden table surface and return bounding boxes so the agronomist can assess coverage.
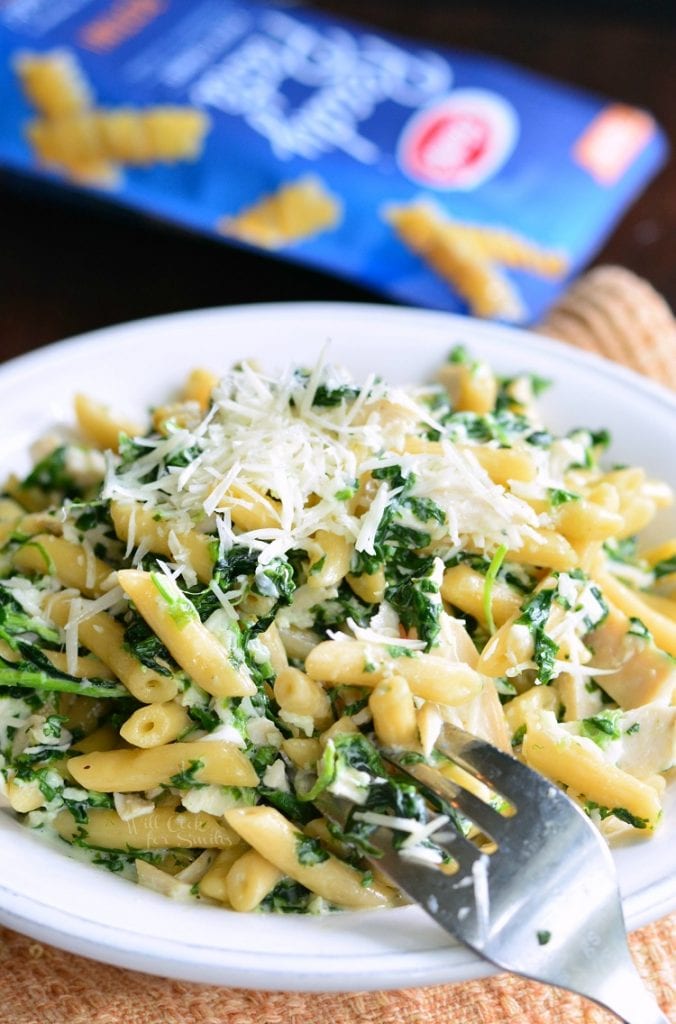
[0,0,674,362]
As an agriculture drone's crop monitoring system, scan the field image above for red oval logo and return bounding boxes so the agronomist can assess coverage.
[410,112,491,183]
[398,90,518,190]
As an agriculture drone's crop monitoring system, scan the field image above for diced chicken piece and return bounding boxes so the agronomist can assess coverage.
[439,612,479,668]
[617,706,676,779]
[585,606,676,708]
[555,672,605,722]
[416,675,510,754]
[454,678,511,752]
[64,445,106,488]
[135,860,193,900]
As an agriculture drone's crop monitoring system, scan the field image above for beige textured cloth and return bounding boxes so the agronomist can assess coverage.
[0,918,673,1023]
[1,267,675,1023]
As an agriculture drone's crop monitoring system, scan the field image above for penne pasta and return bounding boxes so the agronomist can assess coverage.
[224,806,393,909]
[305,640,482,705]
[55,807,241,849]
[46,591,178,703]
[117,569,257,698]
[67,740,258,792]
[74,393,142,452]
[110,501,215,584]
[307,530,352,589]
[13,534,114,596]
[120,702,191,748]
[522,713,662,828]
[369,675,418,748]
[273,666,333,731]
[225,849,284,912]
[441,563,522,628]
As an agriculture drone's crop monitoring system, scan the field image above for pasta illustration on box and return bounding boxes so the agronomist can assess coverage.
[0,346,674,913]
[385,200,569,321]
[217,176,343,250]
[14,50,210,185]
[0,0,668,322]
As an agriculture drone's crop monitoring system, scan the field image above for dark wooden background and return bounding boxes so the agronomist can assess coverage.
[1,0,674,363]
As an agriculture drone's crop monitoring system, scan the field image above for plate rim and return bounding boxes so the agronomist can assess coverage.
[4,299,676,410]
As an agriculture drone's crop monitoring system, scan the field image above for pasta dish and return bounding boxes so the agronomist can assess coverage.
[0,346,673,914]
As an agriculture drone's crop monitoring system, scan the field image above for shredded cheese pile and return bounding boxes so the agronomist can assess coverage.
[104,357,549,572]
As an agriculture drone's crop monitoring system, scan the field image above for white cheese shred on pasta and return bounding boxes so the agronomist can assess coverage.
[76,586,125,621]
[64,596,82,678]
[339,618,425,651]
[355,482,393,555]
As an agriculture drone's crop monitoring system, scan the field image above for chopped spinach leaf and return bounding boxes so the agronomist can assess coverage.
[483,544,508,635]
[611,807,649,829]
[124,613,174,676]
[584,801,649,830]
[603,537,638,565]
[259,786,316,826]
[0,586,61,647]
[312,384,361,407]
[385,558,441,650]
[70,500,113,533]
[511,724,527,748]
[335,480,358,501]
[580,709,622,750]
[260,879,315,914]
[166,758,205,789]
[295,833,330,866]
[548,488,580,507]
[249,744,279,776]
[627,617,651,641]
[150,573,197,628]
[311,584,372,634]
[653,555,676,579]
[183,704,218,734]
[21,446,82,498]
[0,643,127,699]
[516,588,558,684]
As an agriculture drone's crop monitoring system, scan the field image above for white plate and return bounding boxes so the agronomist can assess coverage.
[0,302,674,991]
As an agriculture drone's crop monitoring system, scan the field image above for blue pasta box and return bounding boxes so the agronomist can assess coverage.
[0,0,668,323]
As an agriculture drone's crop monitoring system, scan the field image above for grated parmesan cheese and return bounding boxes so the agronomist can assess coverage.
[64,596,82,677]
[102,357,540,588]
[354,482,392,555]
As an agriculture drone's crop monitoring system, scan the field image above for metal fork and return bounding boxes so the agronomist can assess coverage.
[319,724,671,1023]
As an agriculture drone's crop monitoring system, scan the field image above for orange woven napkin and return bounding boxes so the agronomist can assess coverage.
[1,267,675,1024]
[0,918,673,1024]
